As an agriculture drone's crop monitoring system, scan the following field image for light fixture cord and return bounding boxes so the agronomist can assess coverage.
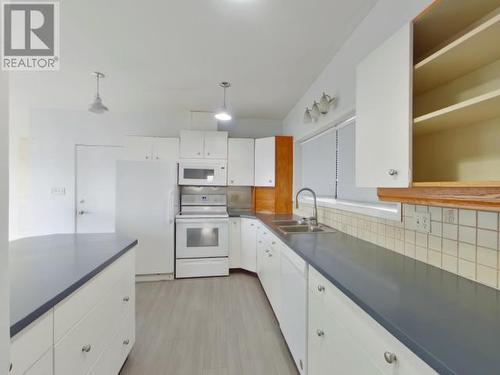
[96,75,100,98]
[223,86,226,108]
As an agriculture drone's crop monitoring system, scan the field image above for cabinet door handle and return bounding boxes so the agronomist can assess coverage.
[145,156,149,159]
[268,179,272,183]
[230,180,234,184]
[388,169,398,176]
[155,156,159,160]
[123,296,130,302]
[197,152,201,155]
[207,152,211,155]
[317,285,325,292]
[316,329,325,337]
[271,241,276,245]
[82,344,92,353]
[123,339,130,345]
[384,351,397,364]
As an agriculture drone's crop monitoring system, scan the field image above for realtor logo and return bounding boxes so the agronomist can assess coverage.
[2,1,59,70]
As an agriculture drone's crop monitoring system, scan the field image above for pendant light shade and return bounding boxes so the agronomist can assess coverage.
[214,82,232,121]
[89,72,108,114]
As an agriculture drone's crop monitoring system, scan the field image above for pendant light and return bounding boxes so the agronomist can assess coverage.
[88,72,109,114]
[311,101,321,121]
[214,81,232,121]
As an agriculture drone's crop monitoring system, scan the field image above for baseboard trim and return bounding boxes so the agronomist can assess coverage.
[136,273,174,282]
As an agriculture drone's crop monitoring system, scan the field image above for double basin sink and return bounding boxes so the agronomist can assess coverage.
[273,219,336,235]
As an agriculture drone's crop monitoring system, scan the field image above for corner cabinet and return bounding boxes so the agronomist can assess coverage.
[308,266,435,375]
[355,22,413,188]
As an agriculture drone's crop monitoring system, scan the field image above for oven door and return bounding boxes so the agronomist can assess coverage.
[176,218,229,258]
[178,162,227,186]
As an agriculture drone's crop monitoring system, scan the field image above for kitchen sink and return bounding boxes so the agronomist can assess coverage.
[277,224,336,235]
[272,219,305,226]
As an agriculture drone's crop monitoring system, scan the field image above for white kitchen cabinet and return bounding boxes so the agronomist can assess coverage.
[254,137,275,186]
[229,218,241,269]
[256,229,281,321]
[308,266,435,375]
[179,130,228,159]
[24,349,52,375]
[228,138,255,186]
[356,23,412,188]
[240,218,257,272]
[204,131,228,159]
[10,311,53,375]
[280,244,307,374]
[125,136,179,162]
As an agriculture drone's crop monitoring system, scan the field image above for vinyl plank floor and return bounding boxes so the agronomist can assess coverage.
[120,272,299,375]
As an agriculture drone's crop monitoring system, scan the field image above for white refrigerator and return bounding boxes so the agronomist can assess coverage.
[115,160,178,277]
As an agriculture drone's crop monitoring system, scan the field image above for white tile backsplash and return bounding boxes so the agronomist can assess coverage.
[296,203,500,290]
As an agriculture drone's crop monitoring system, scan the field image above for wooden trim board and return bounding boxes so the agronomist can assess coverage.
[378,186,500,211]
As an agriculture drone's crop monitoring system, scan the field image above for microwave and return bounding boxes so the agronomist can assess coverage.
[178,160,227,186]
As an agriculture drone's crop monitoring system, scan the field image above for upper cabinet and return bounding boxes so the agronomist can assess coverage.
[355,23,413,188]
[125,136,179,161]
[228,138,255,186]
[371,0,500,210]
[254,137,276,187]
[180,130,228,159]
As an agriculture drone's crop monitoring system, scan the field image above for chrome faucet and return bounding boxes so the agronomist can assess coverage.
[295,187,318,226]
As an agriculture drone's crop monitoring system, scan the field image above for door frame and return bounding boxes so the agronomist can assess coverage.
[74,144,124,233]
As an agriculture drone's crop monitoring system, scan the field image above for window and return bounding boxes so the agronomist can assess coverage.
[297,114,400,219]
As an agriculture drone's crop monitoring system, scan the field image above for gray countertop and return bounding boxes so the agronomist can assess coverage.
[229,210,500,375]
[9,233,137,337]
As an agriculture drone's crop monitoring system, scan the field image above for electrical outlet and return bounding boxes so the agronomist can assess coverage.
[415,212,430,233]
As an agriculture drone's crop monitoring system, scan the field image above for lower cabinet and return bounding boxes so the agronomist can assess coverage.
[308,266,435,375]
[240,218,257,272]
[11,250,136,375]
[257,230,281,320]
[229,218,241,268]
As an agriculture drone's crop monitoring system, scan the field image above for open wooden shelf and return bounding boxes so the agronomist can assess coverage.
[412,181,500,188]
[378,186,500,211]
[413,88,500,135]
[414,8,500,94]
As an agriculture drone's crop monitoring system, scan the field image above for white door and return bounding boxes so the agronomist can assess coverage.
[254,137,275,186]
[179,130,205,158]
[228,138,255,186]
[204,131,228,159]
[356,23,412,188]
[240,218,257,272]
[76,145,124,233]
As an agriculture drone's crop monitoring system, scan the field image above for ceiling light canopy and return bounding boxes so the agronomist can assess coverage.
[214,81,232,121]
[89,72,108,114]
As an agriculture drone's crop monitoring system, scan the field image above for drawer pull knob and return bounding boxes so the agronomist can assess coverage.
[388,169,398,176]
[384,351,397,364]
[123,339,130,345]
[82,344,92,353]
[316,329,325,337]
[317,285,325,292]
[272,241,276,245]
[123,296,130,302]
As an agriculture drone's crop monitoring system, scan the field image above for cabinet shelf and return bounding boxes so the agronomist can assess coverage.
[414,8,500,94]
[413,88,500,135]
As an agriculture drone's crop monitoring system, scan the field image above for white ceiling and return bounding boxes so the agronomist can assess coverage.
[11,0,377,119]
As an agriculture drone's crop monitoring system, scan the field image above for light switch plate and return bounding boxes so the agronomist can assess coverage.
[415,212,430,233]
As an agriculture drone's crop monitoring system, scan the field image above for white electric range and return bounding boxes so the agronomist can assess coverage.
[175,187,229,278]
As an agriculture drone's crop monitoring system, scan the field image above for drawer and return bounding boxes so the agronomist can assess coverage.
[54,251,135,341]
[54,272,130,375]
[24,348,53,375]
[88,308,135,375]
[176,258,229,278]
[10,311,53,375]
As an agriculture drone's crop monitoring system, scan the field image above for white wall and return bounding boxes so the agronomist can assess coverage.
[283,0,433,199]
[283,0,433,139]
[9,101,281,239]
[0,70,10,374]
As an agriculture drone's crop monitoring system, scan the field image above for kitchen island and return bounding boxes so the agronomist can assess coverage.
[9,233,137,375]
